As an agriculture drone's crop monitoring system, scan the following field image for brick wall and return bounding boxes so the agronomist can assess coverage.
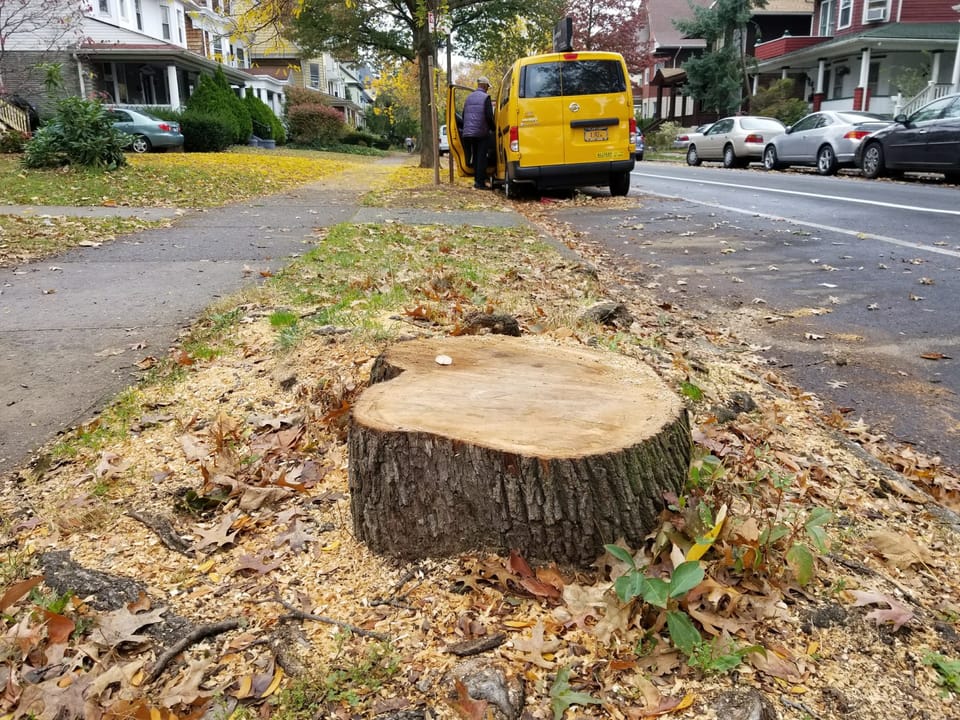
[2,51,85,117]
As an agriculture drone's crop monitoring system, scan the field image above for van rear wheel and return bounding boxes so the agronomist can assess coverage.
[609,171,630,197]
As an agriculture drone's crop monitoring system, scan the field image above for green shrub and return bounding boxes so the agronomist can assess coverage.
[22,97,128,169]
[0,130,29,153]
[751,79,809,126]
[185,67,252,144]
[287,104,346,146]
[342,130,386,148]
[244,93,277,140]
[180,112,234,152]
[645,121,682,152]
[269,115,287,145]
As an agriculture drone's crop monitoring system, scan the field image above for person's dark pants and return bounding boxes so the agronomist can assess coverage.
[467,134,493,188]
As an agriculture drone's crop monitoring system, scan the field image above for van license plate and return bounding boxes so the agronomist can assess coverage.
[584,128,608,142]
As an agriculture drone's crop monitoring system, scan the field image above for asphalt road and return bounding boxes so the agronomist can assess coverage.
[567,162,960,467]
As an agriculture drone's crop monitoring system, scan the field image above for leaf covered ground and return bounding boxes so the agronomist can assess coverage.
[1,158,959,720]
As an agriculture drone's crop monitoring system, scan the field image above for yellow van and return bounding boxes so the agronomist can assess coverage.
[447,50,637,197]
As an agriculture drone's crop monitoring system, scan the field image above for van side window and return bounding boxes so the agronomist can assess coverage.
[521,63,561,98]
[499,69,513,110]
[561,60,626,95]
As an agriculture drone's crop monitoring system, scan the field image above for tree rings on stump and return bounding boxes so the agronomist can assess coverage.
[348,335,691,566]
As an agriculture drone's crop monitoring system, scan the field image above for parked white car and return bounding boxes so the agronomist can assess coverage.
[439,124,449,155]
[686,116,786,168]
[762,110,890,175]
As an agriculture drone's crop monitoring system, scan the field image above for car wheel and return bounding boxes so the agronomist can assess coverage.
[609,171,630,197]
[722,144,737,169]
[504,176,515,199]
[816,145,838,175]
[944,172,960,184]
[129,134,151,154]
[762,145,781,171]
[861,142,884,179]
[686,144,701,166]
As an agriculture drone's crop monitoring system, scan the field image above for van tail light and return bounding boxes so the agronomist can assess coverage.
[844,129,872,140]
[744,133,764,144]
[629,117,638,146]
[509,126,519,153]
[158,123,172,132]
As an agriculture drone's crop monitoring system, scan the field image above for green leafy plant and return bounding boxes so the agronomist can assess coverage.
[608,546,706,654]
[549,665,602,719]
[680,381,703,402]
[924,652,960,695]
[22,97,129,169]
[685,636,761,675]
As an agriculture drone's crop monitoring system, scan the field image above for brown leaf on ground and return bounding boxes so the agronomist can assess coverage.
[849,590,915,631]
[866,530,936,569]
[510,619,561,669]
[0,576,43,612]
[90,606,166,648]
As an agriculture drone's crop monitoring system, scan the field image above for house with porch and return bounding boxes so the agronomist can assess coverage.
[1,0,289,121]
[638,0,814,127]
[753,0,960,117]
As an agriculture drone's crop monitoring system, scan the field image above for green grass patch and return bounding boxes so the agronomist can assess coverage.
[0,214,168,268]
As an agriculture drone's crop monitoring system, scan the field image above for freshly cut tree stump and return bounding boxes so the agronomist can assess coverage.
[348,336,691,566]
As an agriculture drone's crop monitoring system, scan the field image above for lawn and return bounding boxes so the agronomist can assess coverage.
[0,146,370,208]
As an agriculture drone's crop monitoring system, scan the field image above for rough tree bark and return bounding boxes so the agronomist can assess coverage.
[348,336,691,566]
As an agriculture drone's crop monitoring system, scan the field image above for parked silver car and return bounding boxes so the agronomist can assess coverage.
[686,116,786,168]
[762,111,890,175]
[107,107,183,153]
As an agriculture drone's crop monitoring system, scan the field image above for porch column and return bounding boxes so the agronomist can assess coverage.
[931,50,943,84]
[813,59,826,111]
[781,67,789,80]
[752,74,759,94]
[952,4,960,91]
[166,65,181,110]
[854,47,871,110]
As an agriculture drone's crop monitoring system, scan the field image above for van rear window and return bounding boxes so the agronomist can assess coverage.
[520,60,625,99]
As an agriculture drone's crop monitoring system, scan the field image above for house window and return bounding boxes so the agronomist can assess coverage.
[838,0,852,28]
[818,0,836,36]
[863,0,888,22]
[176,9,184,42]
[235,47,245,66]
[160,5,171,40]
[119,0,127,19]
[309,63,320,89]
[867,62,880,97]
[134,0,143,30]
[99,0,109,13]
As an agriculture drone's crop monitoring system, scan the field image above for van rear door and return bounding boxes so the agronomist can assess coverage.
[516,60,568,167]
[559,56,632,166]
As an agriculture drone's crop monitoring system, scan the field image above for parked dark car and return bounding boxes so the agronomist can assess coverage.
[762,110,890,175]
[106,107,184,153]
[635,130,645,161]
[855,93,960,181]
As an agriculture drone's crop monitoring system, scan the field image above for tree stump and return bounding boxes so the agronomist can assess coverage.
[348,336,691,566]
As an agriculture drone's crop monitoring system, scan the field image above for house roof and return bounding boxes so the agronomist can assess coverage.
[753,0,815,14]
[77,16,250,84]
[646,0,711,49]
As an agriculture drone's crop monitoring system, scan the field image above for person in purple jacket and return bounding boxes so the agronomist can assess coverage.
[462,76,495,189]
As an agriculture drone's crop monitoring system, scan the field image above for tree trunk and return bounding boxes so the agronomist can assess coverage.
[348,336,691,567]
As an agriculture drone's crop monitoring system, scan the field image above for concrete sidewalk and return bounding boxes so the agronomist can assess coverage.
[0,158,530,472]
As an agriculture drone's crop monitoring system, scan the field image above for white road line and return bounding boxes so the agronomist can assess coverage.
[633,186,960,260]
[632,171,960,217]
